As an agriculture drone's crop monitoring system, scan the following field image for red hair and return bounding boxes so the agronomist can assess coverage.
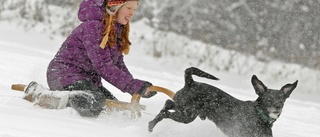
[100,12,131,55]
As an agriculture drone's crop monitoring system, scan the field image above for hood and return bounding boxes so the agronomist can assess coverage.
[78,0,105,22]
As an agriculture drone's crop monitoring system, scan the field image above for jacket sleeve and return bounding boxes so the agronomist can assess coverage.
[116,54,131,75]
[81,21,150,95]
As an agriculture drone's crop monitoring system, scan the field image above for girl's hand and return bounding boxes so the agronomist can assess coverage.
[141,87,157,98]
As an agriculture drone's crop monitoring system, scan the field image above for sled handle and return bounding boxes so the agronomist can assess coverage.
[130,85,175,105]
[149,85,175,99]
[130,85,175,104]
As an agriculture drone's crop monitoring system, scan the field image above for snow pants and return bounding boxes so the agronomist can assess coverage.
[63,80,117,117]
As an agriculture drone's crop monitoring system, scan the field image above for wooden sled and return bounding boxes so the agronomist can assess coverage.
[11,84,175,118]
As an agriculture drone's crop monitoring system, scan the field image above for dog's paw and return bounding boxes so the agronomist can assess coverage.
[148,121,156,132]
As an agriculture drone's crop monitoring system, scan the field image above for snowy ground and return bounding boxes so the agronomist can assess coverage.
[0,21,320,137]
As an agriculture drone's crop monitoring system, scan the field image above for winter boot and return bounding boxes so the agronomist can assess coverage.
[24,81,70,109]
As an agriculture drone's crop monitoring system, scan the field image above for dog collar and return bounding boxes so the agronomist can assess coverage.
[255,106,276,124]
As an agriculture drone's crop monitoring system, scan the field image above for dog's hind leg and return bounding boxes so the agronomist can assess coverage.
[149,99,175,132]
[149,100,198,132]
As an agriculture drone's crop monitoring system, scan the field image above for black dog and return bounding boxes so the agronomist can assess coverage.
[149,67,298,137]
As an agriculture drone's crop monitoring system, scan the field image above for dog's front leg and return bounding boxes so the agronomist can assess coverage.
[149,99,175,132]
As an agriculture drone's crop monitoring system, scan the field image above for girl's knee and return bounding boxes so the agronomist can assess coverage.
[68,91,105,117]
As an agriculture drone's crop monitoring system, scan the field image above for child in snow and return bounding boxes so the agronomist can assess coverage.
[24,0,157,117]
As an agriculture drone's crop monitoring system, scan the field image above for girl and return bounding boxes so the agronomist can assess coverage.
[24,0,156,117]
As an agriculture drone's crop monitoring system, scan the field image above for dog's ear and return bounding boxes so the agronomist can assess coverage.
[280,80,298,98]
[251,75,268,95]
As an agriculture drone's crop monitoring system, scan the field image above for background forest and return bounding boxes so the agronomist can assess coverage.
[1,0,319,69]
[1,0,320,99]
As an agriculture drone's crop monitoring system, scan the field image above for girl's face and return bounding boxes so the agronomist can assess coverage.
[116,1,138,25]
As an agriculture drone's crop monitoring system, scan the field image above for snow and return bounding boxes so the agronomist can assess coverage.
[0,20,320,137]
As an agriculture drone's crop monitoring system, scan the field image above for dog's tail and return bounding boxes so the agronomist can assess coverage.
[185,67,219,86]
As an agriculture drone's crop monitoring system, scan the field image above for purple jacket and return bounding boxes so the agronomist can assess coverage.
[46,0,149,95]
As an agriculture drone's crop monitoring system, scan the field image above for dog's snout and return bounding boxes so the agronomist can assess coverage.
[268,107,282,113]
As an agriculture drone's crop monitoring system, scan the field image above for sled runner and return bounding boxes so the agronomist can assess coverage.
[11,83,175,118]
